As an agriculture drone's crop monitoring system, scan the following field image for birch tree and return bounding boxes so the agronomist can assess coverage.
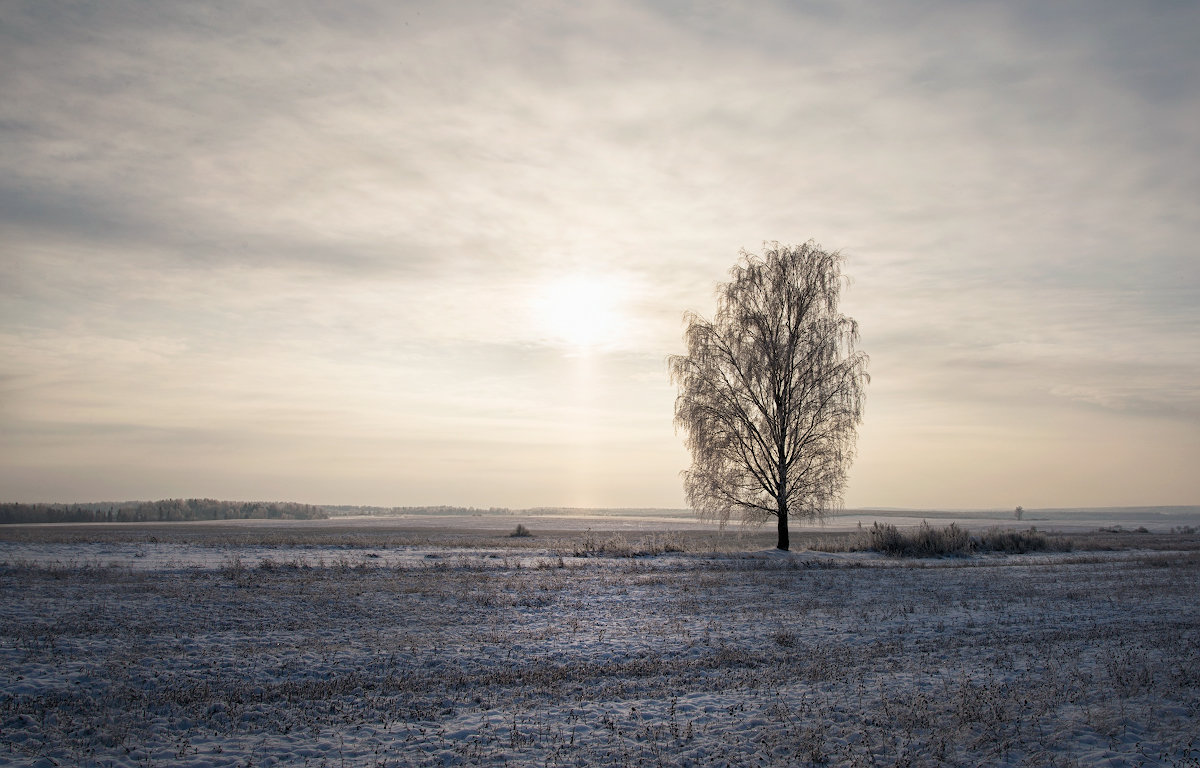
[670,242,869,551]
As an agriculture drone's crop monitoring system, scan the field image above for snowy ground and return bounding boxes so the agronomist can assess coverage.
[1,525,1198,767]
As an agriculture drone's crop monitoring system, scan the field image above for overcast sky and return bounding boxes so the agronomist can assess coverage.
[2,0,1197,511]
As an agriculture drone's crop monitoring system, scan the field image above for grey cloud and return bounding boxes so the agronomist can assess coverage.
[2,0,1197,504]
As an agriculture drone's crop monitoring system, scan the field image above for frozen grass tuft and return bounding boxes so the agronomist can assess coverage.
[571,530,687,557]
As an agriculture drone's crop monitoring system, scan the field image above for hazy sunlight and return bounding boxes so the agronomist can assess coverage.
[533,275,629,351]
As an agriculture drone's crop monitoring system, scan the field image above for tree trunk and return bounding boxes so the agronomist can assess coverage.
[777,506,790,551]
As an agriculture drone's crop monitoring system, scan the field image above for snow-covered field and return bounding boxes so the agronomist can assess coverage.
[1,522,1198,767]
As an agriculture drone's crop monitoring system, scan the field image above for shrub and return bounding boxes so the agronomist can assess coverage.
[510,524,533,538]
[869,521,973,557]
[835,523,1074,557]
[977,527,1072,554]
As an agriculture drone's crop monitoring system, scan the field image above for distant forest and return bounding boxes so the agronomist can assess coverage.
[0,501,681,525]
[0,499,328,525]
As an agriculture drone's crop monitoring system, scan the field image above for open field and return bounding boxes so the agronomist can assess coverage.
[2,511,1199,563]
[2,518,1199,767]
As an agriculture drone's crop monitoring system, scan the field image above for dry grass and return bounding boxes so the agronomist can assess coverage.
[1,546,1197,766]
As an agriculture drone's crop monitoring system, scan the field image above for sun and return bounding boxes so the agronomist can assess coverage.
[533,274,629,350]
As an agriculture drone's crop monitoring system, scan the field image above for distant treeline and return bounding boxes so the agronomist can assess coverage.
[0,499,328,525]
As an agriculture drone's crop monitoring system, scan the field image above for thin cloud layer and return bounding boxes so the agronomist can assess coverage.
[2,0,1197,508]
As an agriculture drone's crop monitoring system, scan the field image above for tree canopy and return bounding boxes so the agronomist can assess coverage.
[670,241,868,550]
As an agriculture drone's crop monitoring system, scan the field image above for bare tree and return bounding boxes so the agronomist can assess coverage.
[670,242,869,551]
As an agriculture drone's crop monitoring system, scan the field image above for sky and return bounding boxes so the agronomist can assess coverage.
[2,0,1198,511]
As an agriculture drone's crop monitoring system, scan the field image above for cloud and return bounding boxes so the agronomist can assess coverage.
[1,0,1197,506]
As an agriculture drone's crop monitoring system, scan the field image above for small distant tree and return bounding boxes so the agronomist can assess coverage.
[1015,505,1024,521]
[670,242,869,551]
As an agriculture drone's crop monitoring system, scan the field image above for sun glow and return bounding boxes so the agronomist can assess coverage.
[533,274,629,350]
